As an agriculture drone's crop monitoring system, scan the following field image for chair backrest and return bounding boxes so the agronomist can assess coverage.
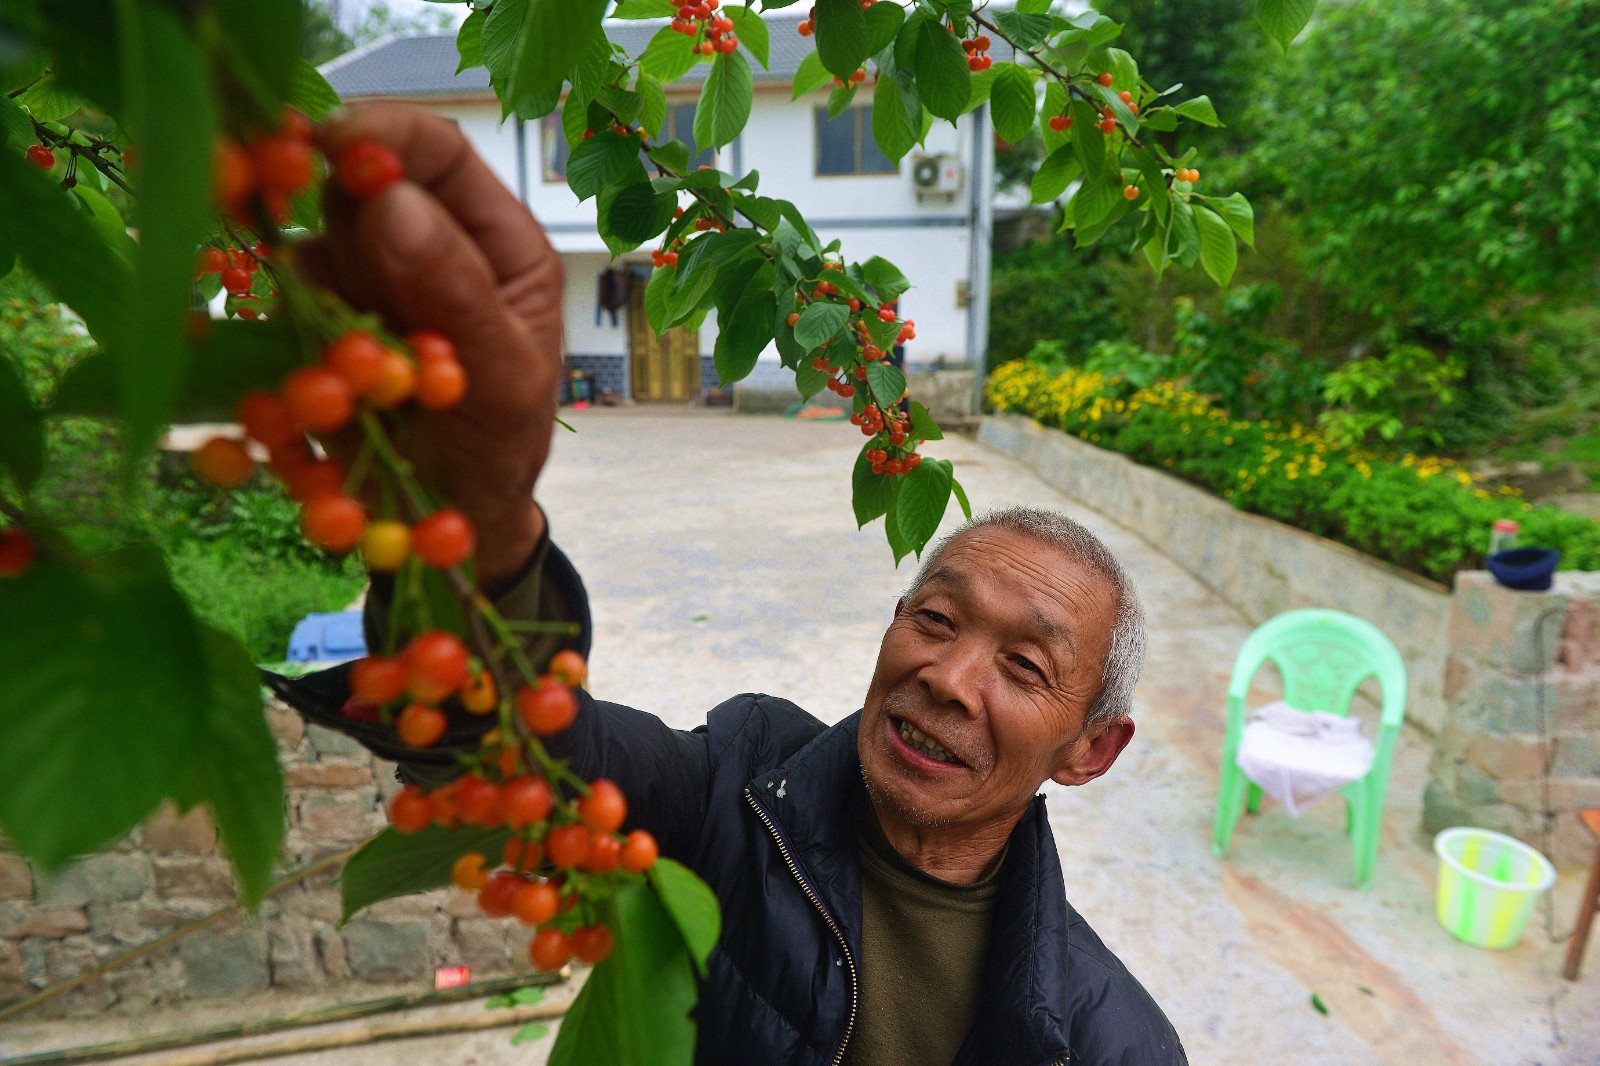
[1228,609,1407,729]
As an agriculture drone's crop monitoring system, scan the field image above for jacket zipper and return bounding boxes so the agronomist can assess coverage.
[745,787,860,1066]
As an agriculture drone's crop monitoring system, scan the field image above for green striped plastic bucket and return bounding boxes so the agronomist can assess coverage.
[1434,828,1555,950]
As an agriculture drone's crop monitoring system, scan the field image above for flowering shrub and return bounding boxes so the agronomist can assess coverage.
[987,360,1600,583]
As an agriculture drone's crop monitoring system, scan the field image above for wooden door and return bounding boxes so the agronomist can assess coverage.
[628,277,700,401]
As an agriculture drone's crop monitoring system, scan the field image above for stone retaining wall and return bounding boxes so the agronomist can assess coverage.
[979,413,1452,733]
[0,694,527,1018]
[1424,571,1600,865]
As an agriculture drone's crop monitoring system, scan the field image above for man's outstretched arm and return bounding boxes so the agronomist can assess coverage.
[270,102,712,855]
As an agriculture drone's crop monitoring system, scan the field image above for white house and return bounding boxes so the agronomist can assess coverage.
[323,14,995,405]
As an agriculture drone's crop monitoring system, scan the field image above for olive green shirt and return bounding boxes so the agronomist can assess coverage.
[841,804,1003,1066]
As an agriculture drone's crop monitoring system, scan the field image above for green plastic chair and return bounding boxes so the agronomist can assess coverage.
[1211,609,1407,889]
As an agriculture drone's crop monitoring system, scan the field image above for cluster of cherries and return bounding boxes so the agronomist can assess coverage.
[858,400,923,476]
[668,0,740,55]
[380,647,662,971]
[190,325,470,560]
[961,35,994,72]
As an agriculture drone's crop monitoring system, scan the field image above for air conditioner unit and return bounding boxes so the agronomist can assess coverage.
[911,154,963,199]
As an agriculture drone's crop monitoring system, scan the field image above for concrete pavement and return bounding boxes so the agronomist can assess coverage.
[8,408,1597,1064]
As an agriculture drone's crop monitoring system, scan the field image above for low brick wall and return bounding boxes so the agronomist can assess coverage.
[0,693,529,1018]
[1425,571,1600,864]
[979,413,1452,733]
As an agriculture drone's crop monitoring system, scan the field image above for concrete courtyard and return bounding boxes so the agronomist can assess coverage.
[6,408,1598,1064]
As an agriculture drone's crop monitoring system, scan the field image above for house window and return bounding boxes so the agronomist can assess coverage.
[815,107,897,176]
[542,104,713,182]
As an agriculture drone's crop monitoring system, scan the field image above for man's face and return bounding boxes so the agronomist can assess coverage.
[858,527,1129,836]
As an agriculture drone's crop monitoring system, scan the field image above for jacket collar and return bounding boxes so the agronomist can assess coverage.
[749,713,1072,1065]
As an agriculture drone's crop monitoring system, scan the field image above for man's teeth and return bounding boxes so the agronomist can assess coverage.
[899,719,958,764]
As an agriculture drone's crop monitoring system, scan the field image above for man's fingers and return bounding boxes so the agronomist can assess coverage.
[320,102,558,293]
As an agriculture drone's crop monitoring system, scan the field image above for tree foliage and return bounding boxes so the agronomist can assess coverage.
[1241,0,1600,336]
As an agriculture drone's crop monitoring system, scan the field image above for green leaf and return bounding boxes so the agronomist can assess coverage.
[962,66,996,115]
[951,476,973,520]
[1016,0,1052,11]
[511,1023,550,1046]
[1195,203,1238,287]
[794,357,829,400]
[1040,81,1069,151]
[595,86,644,126]
[0,354,42,490]
[1310,991,1329,1015]
[826,81,858,121]
[1070,97,1104,177]
[864,2,905,57]
[724,6,770,68]
[183,627,283,906]
[895,457,954,554]
[713,278,775,384]
[907,400,944,442]
[1257,0,1316,51]
[989,62,1036,143]
[116,0,216,459]
[1073,194,1131,248]
[647,858,721,978]
[1030,145,1079,205]
[1070,172,1118,231]
[994,10,1054,49]
[0,555,207,870]
[340,825,510,922]
[600,181,676,248]
[644,261,674,335]
[913,17,969,122]
[1210,192,1255,247]
[1168,196,1201,267]
[16,74,86,122]
[795,301,849,348]
[217,0,301,105]
[1104,46,1139,93]
[862,256,910,304]
[547,879,698,1066]
[0,93,32,150]
[884,499,913,564]
[865,361,907,405]
[871,71,920,163]
[852,445,898,526]
[1173,95,1223,127]
[614,0,676,17]
[567,130,649,201]
[791,51,834,99]
[648,139,691,175]
[0,142,128,349]
[502,0,610,104]
[640,26,700,83]
[486,986,547,1009]
[694,49,753,150]
[635,71,667,138]
[287,61,341,122]
[456,8,486,70]
[814,0,870,80]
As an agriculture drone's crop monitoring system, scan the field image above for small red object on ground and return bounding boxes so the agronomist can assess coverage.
[434,965,472,990]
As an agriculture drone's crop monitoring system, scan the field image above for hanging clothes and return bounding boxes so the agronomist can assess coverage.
[595,268,629,326]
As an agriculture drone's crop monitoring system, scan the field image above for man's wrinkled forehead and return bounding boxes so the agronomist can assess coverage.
[916,541,1081,653]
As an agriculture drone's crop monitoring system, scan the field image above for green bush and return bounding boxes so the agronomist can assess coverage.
[5,269,365,660]
[986,238,1127,369]
[166,538,365,663]
[987,360,1600,583]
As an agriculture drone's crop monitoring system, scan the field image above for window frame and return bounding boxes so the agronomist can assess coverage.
[813,105,899,178]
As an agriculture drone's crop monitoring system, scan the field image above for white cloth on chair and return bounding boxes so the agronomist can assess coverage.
[1235,701,1375,817]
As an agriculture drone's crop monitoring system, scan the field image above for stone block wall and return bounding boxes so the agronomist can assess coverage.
[1424,570,1600,864]
[0,694,532,1018]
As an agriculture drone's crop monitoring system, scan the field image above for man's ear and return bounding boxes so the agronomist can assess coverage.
[894,596,905,616]
[1050,715,1134,788]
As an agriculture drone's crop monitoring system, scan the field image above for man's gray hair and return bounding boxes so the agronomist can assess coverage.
[904,506,1146,725]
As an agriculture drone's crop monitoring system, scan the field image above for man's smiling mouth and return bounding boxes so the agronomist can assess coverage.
[894,717,964,765]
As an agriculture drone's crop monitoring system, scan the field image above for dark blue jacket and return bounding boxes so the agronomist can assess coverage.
[275,542,1186,1066]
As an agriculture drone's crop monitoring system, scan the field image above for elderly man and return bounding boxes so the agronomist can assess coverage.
[282,103,1186,1065]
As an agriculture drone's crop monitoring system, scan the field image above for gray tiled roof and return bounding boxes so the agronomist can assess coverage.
[322,13,814,99]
